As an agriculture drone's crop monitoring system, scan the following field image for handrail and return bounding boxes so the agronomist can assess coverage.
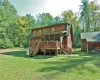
[39,41,61,49]
[29,42,40,56]
[32,43,39,56]
[29,41,38,56]
[30,41,37,49]
[33,43,39,51]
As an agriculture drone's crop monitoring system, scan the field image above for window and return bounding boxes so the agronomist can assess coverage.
[52,28,55,32]
[42,29,46,33]
[45,36,49,41]
[32,31,35,34]
[55,35,60,41]
[34,31,35,33]
[39,30,41,33]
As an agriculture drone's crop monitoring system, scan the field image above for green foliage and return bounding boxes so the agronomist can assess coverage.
[61,10,73,22]
[73,22,81,48]
[0,39,14,48]
[80,0,100,32]
[0,39,4,48]
[36,13,54,26]
[80,0,90,32]
[3,39,14,48]
[54,16,62,24]
[0,0,35,48]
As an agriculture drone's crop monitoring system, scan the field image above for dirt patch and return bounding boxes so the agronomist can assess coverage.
[0,48,24,54]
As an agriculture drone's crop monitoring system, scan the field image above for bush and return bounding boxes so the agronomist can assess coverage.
[4,39,14,48]
[0,39,4,48]
[73,40,81,48]
[0,39,14,49]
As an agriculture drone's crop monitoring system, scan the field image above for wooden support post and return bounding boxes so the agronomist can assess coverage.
[60,33,62,54]
[47,40,48,49]
[87,43,88,52]
[49,50,51,55]
[56,49,58,56]
[54,34,55,40]
[56,40,58,48]
[44,36,45,41]
[49,35,50,41]
[44,50,46,55]
[60,48,61,54]
[56,41,58,55]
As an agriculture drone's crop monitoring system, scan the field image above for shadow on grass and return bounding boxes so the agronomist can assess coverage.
[39,57,91,72]
[38,57,100,80]
[2,50,53,59]
[38,50,100,74]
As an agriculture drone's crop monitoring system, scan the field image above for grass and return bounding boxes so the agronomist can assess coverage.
[0,49,100,80]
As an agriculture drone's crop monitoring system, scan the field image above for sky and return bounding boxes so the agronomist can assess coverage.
[9,0,94,17]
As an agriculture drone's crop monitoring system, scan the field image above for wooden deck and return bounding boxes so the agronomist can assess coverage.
[39,41,61,55]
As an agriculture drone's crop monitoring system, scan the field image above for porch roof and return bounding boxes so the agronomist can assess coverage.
[30,36,41,39]
[41,31,68,36]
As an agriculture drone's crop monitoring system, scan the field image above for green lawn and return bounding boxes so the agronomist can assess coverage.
[0,49,100,80]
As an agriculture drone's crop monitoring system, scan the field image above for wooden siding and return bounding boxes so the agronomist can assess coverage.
[88,42,100,51]
[32,24,65,36]
[81,39,100,51]
[81,39,87,51]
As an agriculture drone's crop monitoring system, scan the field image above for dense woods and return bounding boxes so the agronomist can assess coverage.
[0,0,100,48]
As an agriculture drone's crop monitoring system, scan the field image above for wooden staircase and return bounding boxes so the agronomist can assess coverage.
[29,42,39,56]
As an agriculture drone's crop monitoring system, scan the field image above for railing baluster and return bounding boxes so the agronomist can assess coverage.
[39,41,61,49]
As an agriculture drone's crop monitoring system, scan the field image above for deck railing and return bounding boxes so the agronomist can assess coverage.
[39,41,61,49]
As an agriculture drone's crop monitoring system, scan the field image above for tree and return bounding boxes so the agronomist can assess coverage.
[21,14,36,47]
[80,0,90,32]
[0,0,17,48]
[53,16,62,24]
[80,0,100,32]
[61,10,73,22]
[88,1,100,31]
[36,13,53,27]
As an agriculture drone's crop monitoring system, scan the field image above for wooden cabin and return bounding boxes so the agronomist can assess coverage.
[29,22,73,56]
[81,32,100,52]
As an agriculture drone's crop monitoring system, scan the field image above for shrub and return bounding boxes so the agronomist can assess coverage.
[4,39,14,48]
[0,39,14,49]
[0,39,4,48]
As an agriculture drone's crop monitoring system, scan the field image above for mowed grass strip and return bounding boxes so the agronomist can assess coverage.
[0,49,100,80]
